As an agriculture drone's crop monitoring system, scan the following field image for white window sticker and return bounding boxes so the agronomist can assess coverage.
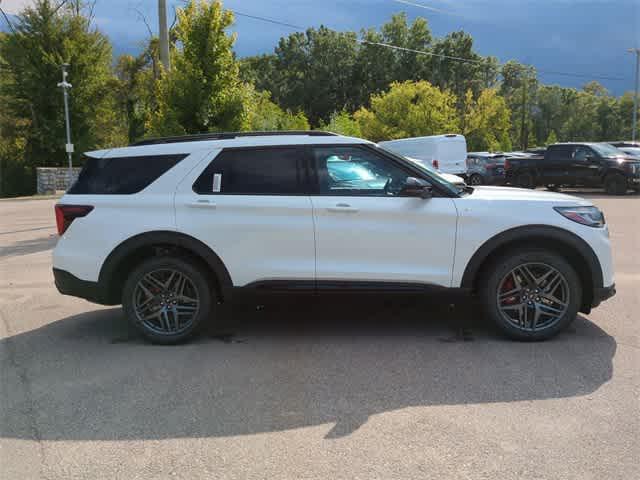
[212,173,222,193]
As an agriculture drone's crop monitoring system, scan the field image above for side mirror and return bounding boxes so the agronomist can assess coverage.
[400,177,433,199]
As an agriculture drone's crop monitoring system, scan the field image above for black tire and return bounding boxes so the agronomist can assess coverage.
[515,171,535,189]
[122,256,215,344]
[469,174,483,186]
[480,248,581,341]
[604,173,627,195]
[546,184,560,192]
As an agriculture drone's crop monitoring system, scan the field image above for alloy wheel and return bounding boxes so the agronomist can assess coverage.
[132,268,200,336]
[496,262,570,332]
[470,174,483,185]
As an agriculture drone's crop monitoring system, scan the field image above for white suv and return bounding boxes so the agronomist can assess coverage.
[53,131,616,344]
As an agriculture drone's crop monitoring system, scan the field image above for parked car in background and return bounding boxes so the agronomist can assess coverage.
[379,134,468,176]
[404,156,466,190]
[525,147,547,155]
[53,131,615,343]
[466,152,507,185]
[609,141,640,148]
[505,142,640,194]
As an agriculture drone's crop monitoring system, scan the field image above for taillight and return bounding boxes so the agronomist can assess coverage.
[54,204,94,235]
[432,159,440,169]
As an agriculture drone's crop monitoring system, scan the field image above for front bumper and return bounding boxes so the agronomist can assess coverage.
[53,268,107,304]
[591,283,616,308]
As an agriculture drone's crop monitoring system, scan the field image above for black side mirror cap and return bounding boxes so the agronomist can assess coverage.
[401,177,433,199]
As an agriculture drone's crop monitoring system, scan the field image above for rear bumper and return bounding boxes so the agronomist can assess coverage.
[53,268,111,305]
[591,283,616,308]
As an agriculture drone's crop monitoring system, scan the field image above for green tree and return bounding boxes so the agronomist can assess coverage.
[545,130,558,145]
[239,54,277,94]
[114,39,161,143]
[0,45,31,197]
[147,0,244,135]
[617,92,639,140]
[0,0,124,177]
[531,85,576,144]
[267,26,358,125]
[354,80,459,141]
[431,31,492,105]
[462,89,512,151]
[353,14,434,108]
[320,111,362,137]
[499,61,539,148]
[242,86,309,131]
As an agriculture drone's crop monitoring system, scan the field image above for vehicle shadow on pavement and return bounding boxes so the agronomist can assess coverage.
[0,235,58,258]
[0,296,615,441]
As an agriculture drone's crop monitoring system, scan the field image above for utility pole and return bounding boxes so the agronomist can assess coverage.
[629,48,640,143]
[158,0,170,71]
[520,76,528,150]
[57,63,74,188]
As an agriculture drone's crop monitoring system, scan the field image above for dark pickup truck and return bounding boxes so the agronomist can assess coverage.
[505,142,640,195]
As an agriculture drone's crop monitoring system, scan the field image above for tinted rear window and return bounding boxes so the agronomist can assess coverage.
[67,154,187,194]
[547,146,573,161]
[193,147,304,195]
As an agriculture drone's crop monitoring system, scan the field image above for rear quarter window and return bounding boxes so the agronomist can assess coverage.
[547,146,573,161]
[67,154,187,194]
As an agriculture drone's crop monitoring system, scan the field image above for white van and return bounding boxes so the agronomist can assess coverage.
[379,134,468,175]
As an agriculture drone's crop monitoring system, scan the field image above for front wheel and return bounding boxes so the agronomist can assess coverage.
[468,174,483,186]
[480,249,581,341]
[604,173,627,195]
[122,256,214,344]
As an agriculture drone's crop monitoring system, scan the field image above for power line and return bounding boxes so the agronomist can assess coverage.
[232,9,627,82]
[390,0,452,15]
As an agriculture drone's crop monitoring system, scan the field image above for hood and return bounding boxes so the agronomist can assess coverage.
[441,172,465,185]
[608,155,640,164]
[468,186,593,206]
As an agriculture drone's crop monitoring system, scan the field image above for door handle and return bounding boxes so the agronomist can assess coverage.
[327,203,359,213]
[187,199,217,209]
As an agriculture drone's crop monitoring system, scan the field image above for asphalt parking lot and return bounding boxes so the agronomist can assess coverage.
[1,191,638,479]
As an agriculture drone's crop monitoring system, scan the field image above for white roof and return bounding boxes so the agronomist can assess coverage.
[380,134,464,144]
[88,134,372,158]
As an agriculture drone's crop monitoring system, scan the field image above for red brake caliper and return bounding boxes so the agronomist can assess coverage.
[501,276,517,305]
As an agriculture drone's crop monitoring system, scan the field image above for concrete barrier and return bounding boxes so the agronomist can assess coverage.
[36,167,81,194]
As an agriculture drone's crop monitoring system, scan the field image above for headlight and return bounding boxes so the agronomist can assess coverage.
[554,206,605,228]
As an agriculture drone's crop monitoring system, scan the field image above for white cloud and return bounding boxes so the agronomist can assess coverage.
[0,0,34,15]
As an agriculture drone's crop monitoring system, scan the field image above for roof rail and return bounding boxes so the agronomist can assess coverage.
[131,130,338,146]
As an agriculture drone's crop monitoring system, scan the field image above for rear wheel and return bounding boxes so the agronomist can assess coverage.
[604,173,627,195]
[468,174,483,186]
[515,172,535,189]
[480,249,581,341]
[122,256,214,344]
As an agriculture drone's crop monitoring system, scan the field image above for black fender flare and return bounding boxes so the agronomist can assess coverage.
[98,231,234,303]
[460,225,604,293]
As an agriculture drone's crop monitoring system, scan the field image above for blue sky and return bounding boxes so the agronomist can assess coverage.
[3,0,639,95]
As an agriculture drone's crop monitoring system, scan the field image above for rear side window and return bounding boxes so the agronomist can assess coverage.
[68,154,187,194]
[193,147,304,195]
[547,146,573,162]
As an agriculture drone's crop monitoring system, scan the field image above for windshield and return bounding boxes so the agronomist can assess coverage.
[593,143,624,157]
[620,147,640,158]
[374,145,464,196]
